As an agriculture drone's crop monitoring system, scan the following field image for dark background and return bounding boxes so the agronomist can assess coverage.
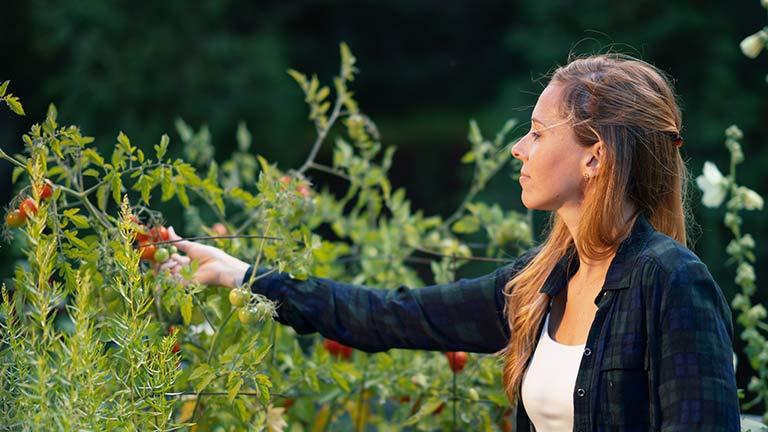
[1,0,766,411]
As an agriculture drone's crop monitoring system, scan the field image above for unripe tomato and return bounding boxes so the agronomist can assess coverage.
[237,308,259,325]
[5,209,25,228]
[229,288,249,307]
[168,245,178,255]
[19,198,38,219]
[323,338,353,360]
[39,180,54,200]
[468,387,480,401]
[445,351,468,373]
[140,245,157,261]
[153,247,170,263]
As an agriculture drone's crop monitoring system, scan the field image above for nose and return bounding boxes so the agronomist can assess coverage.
[511,137,526,161]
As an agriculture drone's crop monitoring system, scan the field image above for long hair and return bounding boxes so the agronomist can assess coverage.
[496,53,691,405]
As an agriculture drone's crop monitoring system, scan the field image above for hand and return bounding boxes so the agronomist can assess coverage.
[156,227,250,289]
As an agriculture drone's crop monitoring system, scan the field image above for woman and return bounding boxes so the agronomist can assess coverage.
[161,53,740,431]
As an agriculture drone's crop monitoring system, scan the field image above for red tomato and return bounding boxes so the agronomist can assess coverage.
[278,175,291,185]
[150,226,169,242]
[5,209,25,228]
[39,180,53,200]
[172,342,181,354]
[281,398,295,411]
[445,351,468,373]
[139,244,157,261]
[323,338,353,360]
[19,198,38,219]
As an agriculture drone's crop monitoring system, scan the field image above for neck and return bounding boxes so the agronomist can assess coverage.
[556,200,638,280]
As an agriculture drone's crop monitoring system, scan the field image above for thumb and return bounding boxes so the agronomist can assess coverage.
[168,226,195,255]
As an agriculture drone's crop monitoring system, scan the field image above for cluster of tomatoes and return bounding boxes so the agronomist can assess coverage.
[278,175,312,199]
[322,338,354,360]
[4,180,53,228]
[228,287,264,325]
[132,218,177,264]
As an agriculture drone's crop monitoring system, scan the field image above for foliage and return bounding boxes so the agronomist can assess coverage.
[0,44,531,431]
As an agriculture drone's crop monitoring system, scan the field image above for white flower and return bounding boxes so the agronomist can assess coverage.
[740,30,766,59]
[188,321,214,336]
[696,162,728,208]
[740,187,764,211]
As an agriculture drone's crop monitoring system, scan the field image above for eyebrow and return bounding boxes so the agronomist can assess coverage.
[531,117,548,127]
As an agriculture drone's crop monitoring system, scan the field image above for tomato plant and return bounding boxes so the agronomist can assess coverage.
[0,44,531,431]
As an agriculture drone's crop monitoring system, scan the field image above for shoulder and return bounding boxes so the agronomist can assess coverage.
[635,231,730,320]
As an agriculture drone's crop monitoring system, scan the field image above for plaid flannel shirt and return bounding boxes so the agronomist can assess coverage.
[245,214,740,431]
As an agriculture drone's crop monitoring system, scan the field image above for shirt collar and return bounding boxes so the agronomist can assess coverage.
[538,213,655,297]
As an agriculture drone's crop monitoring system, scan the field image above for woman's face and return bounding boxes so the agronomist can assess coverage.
[511,83,600,211]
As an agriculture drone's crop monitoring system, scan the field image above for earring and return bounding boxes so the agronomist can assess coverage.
[583,173,590,181]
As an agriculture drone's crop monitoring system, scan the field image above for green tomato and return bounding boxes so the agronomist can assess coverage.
[168,245,178,255]
[229,288,249,307]
[238,308,259,325]
[153,247,170,263]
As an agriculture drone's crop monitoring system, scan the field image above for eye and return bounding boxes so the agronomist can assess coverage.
[531,131,541,141]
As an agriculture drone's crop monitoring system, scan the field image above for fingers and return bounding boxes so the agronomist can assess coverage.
[168,226,197,256]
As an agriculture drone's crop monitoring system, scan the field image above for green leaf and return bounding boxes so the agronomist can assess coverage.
[226,374,244,403]
[84,149,105,166]
[97,185,109,211]
[451,215,480,234]
[180,295,193,325]
[329,368,350,392]
[176,184,190,207]
[402,398,445,426]
[11,166,24,184]
[190,364,216,393]
[5,95,25,116]
[111,174,123,205]
[460,151,476,164]
[0,81,8,97]
[155,134,169,160]
[161,172,175,202]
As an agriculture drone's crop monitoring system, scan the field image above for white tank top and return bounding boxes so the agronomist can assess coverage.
[521,311,585,432]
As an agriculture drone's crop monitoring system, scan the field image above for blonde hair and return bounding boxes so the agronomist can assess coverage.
[496,53,690,405]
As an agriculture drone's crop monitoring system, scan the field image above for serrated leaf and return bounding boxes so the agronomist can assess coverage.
[0,81,8,97]
[176,184,190,207]
[84,149,105,166]
[111,174,122,205]
[190,364,216,393]
[161,173,175,202]
[227,374,244,403]
[5,95,25,116]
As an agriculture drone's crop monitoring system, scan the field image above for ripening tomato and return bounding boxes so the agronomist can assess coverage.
[150,226,169,242]
[39,180,54,200]
[323,338,353,360]
[139,244,157,261]
[19,198,38,219]
[445,351,468,373]
[296,183,312,198]
[211,223,228,236]
[5,209,25,228]
[229,288,249,307]
[278,175,291,185]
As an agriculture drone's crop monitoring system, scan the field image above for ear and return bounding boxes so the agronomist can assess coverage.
[583,140,604,178]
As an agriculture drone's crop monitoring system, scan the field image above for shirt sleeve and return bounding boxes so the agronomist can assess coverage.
[243,248,539,354]
[657,259,741,431]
